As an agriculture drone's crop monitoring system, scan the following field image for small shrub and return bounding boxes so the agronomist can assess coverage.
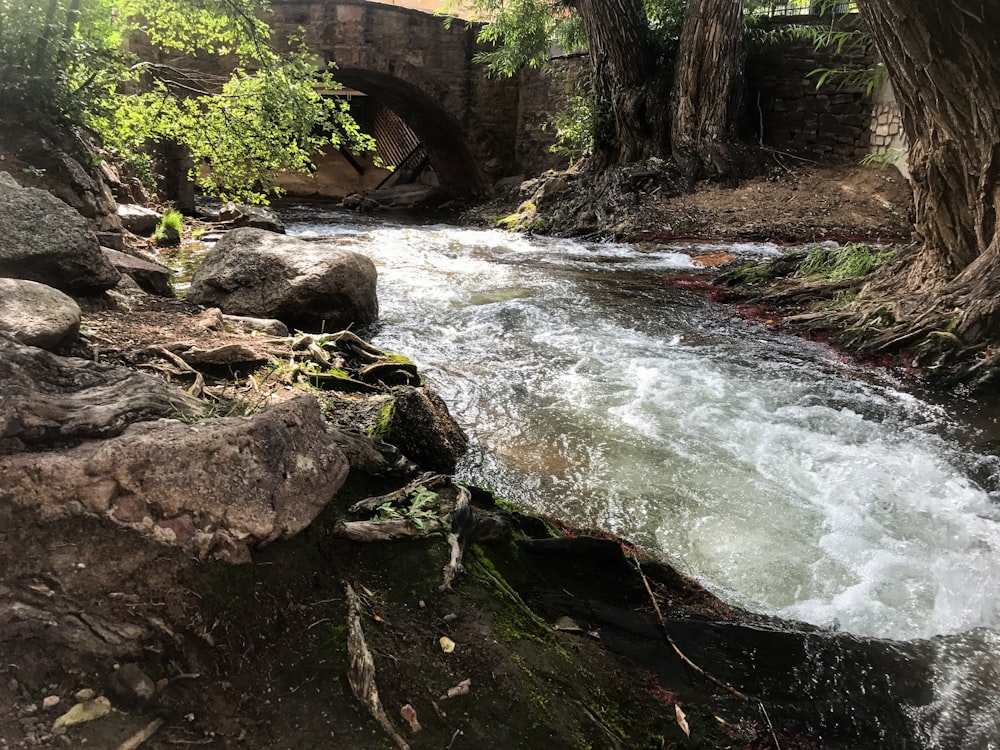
[154,209,184,246]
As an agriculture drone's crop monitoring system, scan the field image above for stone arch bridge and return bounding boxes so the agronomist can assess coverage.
[269,0,526,196]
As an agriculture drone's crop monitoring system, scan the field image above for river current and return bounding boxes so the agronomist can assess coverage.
[283,207,1000,748]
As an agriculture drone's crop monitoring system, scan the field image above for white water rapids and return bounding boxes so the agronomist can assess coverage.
[284,208,1000,746]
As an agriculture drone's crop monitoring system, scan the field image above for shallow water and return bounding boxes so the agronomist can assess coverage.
[285,207,1000,747]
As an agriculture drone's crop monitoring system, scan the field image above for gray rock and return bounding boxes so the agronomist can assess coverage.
[0,278,81,350]
[187,228,378,332]
[382,387,469,473]
[116,204,162,235]
[102,248,173,297]
[0,395,349,559]
[219,202,285,233]
[222,314,289,337]
[95,232,125,252]
[0,172,120,293]
[111,664,156,705]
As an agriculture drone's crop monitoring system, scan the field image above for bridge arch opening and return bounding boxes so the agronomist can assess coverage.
[329,68,485,197]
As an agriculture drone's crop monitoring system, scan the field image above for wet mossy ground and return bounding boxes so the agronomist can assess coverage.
[2,473,933,749]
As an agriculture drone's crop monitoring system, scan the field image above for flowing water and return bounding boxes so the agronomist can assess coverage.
[284,207,1000,748]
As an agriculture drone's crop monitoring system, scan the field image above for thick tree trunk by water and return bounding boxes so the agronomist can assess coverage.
[670,0,746,180]
[570,0,669,162]
[854,0,1000,354]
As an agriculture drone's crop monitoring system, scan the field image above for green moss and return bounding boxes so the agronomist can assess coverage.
[368,398,396,441]
[379,352,413,365]
[467,544,553,645]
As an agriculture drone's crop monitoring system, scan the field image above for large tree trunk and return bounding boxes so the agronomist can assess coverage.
[856,0,1000,347]
[570,0,669,162]
[670,0,746,180]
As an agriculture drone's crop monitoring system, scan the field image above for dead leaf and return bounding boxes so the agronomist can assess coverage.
[553,616,584,632]
[400,704,421,733]
[675,704,690,738]
[691,252,737,268]
[440,678,471,700]
[439,636,456,654]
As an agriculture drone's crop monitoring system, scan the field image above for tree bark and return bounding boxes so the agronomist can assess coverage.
[856,0,1000,345]
[570,0,669,162]
[670,0,747,180]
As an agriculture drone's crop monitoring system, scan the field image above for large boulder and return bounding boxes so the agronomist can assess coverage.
[0,172,121,293]
[0,278,80,350]
[187,228,378,331]
[0,395,349,561]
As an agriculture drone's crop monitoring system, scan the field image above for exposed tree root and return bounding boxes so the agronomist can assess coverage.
[344,582,411,750]
[440,486,472,591]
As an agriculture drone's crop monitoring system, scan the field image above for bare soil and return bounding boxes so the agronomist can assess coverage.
[633,164,912,243]
[1,163,920,750]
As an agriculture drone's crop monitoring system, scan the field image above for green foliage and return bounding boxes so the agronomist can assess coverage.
[442,0,685,78]
[860,147,908,166]
[750,11,883,95]
[155,208,184,234]
[375,487,442,531]
[798,242,893,280]
[546,72,618,161]
[0,0,375,204]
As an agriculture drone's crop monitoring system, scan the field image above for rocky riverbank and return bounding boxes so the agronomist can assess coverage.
[1,157,958,750]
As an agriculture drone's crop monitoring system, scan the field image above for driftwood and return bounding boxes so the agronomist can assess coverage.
[342,477,479,590]
[344,582,410,750]
[115,719,165,750]
[334,518,445,542]
[329,330,386,363]
[0,334,206,452]
[0,582,148,659]
[359,361,421,387]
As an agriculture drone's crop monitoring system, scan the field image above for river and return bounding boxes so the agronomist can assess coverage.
[283,206,1000,748]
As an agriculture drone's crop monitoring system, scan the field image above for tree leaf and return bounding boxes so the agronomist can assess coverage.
[675,704,690,738]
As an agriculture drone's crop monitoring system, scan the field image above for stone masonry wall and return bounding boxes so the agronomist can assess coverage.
[514,29,894,173]
[514,54,587,176]
[744,36,876,161]
[868,79,908,178]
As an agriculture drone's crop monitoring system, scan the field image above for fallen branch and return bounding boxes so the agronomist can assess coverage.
[144,346,205,397]
[344,582,410,750]
[330,330,386,363]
